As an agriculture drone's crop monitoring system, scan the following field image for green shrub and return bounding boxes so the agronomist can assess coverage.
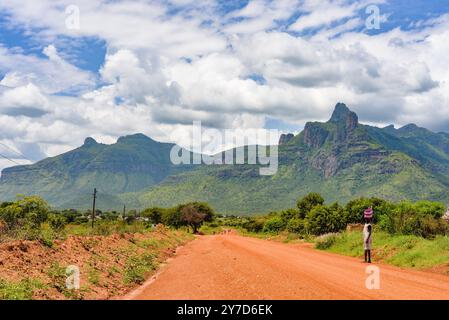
[344,197,394,224]
[46,262,83,299]
[297,193,324,218]
[124,253,157,284]
[161,208,183,228]
[46,262,67,294]
[279,209,298,224]
[263,216,285,233]
[242,217,266,233]
[48,214,67,233]
[286,218,305,234]
[74,216,89,224]
[378,201,448,238]
[315,233,339,250]
[403,214,447,239]
[306,205,346,235]
[0,196,49,231]
[142,207,164,224]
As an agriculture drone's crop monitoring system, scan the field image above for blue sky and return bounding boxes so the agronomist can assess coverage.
[0,0,448,167]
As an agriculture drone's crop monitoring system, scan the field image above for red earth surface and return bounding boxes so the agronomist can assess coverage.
[124,234,449,300]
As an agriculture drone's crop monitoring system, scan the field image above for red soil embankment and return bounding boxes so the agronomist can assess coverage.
[0,226,191,300]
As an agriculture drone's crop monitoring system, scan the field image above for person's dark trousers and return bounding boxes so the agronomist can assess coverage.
[364,250,371,263]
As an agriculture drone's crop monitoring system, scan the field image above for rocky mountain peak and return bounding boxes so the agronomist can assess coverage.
[117,133,156,144]
[303,103,359,148]
[279,133,294,145]
[83,137,98,147]
[328,103,359,131]
[399,123,419,131]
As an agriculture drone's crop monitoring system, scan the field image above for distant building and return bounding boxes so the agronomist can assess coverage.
[443,208,449,221]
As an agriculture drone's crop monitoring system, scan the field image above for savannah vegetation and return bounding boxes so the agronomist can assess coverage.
[202,192,449,270]
[209,192,449,239]
[0,196,215,245]
[1,192,449,299]
[0,195,208,300]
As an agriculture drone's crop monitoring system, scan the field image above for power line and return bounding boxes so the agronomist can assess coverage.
[0,142,26,159]
[0,152,21,165]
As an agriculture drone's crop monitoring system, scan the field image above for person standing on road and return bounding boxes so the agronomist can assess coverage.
[363,207,373,263]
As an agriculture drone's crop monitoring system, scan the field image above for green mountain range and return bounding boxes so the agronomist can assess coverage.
[1,103,448,215]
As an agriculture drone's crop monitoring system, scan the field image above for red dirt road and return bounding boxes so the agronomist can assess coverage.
[124,234,449,300]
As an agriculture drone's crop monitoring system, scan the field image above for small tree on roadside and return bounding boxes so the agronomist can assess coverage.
[142,207,164,224]
[179,202,215,234]
[161,208,184,228]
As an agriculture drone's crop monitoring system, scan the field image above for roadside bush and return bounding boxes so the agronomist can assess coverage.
[263,216,285,233]
[142,207,164,225]
[315,233,339,250]
[242,218,266,233]
[61,209,81,223]
[0,196,49,233]
[306,205,346,236]
[279,209,298,224]
[73,216,89,224]
[344,197,394,224]
[48,214,67,233]
[297,193,324,218]
[161,208,183,228]
[378,201,448,238]
[286,218,305,234]
[413,200,446,219]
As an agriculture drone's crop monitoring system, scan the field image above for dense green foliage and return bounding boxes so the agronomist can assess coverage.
[214,192,449,239]
[306,203,346,235]
[297,193,324,218]
[0,196,215,243]
[0,196,53,241]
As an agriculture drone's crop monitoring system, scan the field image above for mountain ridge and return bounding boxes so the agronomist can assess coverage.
[1,103,448,214]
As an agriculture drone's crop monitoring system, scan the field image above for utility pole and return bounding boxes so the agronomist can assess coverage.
[91,188,97,228]
[123,205,126,220]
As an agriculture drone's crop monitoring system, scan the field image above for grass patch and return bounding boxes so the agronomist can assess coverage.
[65,221,148,237]
[136,239,160,249]
[124,253,158,284]
[315,233,339,250]
[317,230,449,270]
[46,262,85,299]
[0,278,43,300]
[88,268,101,286]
